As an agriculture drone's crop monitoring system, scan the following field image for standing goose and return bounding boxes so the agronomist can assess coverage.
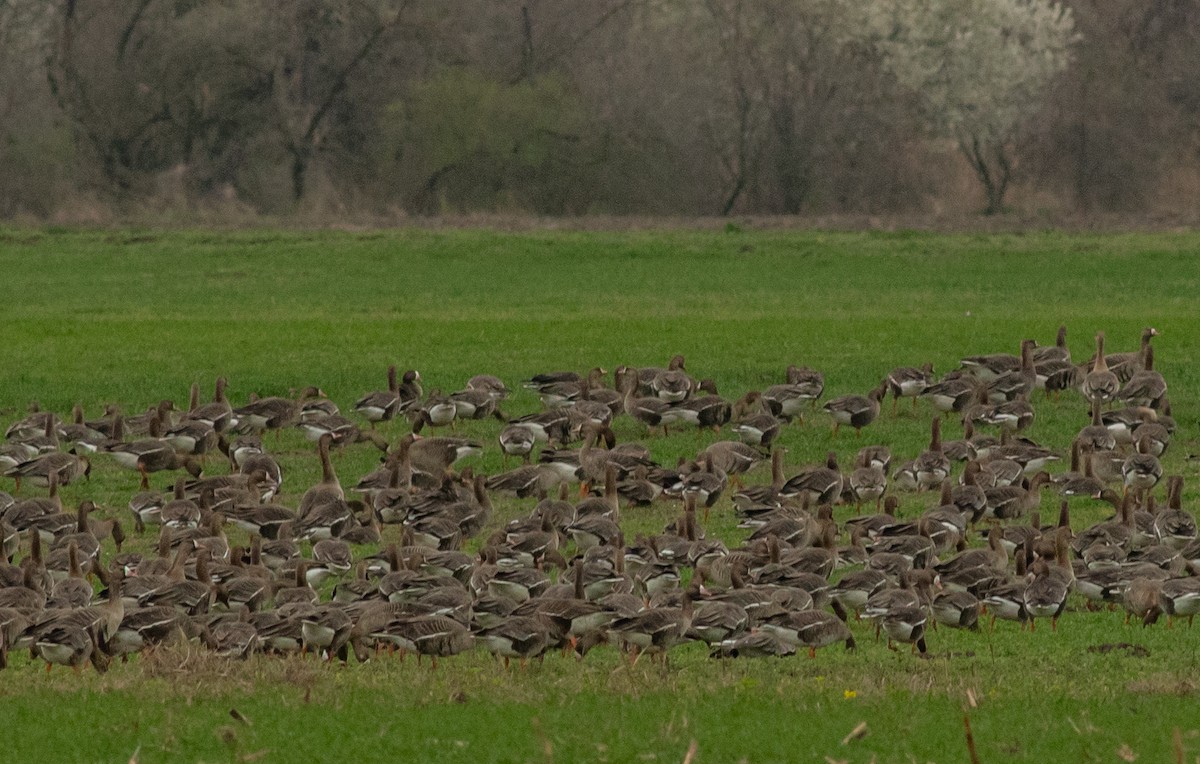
[1095,327,1158,383]
[914,417,952,491]
[823,382,887,438]
[1081,333,1120,405]
[619,367,679,436]
[186,377,233,432]
[1023,529,1073,632]
[1116,345,1167,408]
[650,356,695,403]
[1153,476,1196,550]
[986,340,1037,403]
[1122,437,1162,499]
[1032,325,1070,364]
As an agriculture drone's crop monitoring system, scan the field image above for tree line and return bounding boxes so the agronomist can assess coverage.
[0,0,1196,220]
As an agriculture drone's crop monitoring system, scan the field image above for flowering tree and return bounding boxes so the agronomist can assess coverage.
[873,0,1078,213]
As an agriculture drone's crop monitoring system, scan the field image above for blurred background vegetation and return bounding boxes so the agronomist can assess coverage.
[0,0,1197,223]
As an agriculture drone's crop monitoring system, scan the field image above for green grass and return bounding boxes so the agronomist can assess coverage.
[1,226,1199,762]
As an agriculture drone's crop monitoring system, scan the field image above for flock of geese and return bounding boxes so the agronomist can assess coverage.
[0,324,1194,673]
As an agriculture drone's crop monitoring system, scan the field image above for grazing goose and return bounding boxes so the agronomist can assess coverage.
[107,420,201,490]
[881,605,929,654]
[885,362,934,413]
[609,588,694,664]
[233,387,325,437]
[960,349,1019,381]
[1081,333,1120,405]
[922,372,979,414]
[466,374,509,400]
[671,382,732,433]
[4,451,91,490]
[762,380,819,423]
[822,382,886,437]
[1158,575,1200,628]
[931,590,981,631]
[782,452,843,506]
[619,367,679,436]
[449,389,506,422]
[760,609,856,658]
[533,367,607,409]
[848,459,887,513]
[354,367,409,427]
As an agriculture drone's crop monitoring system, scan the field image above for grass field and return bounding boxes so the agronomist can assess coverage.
[1,226,1199,763]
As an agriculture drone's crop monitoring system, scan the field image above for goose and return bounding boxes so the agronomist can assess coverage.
[1081,333,1120,405]
[822,382,886,437]
[762,381,820,423]
[985,340,1037,403]
[650,358,695,403]
[1158,575,1200,628]
[354,365,405,426]
[670,383,731,432]
[732,448,787,508]
[711,630,796,659]
[1153,477,1196,550]
[233,386,325,437]
[476,614,553,668]
[781,452,843,506]
[914,417,952,491]
[1130,420,1170,458]
[886,362,934,413]
[107,421,201,490]
[402,433,483,482]
[759,609,856,658]
[465,374,509,400]
[618,367,679,436]
[769,364,824,410]
[186,377,233,432]
[1121,577,1163,626]
[848,461,887,513]
[1033,325,1070,364]
[960,350,1020,381]
[532,367,607,408]
[982,471,1051,520]
[921,373,979,414]
[1076,399,1117,452]
[1094,327,1158,382]
[1116,345,1167,407]
[701,441,762,486]
[609,589,694,664]
[931,590,981,631]
[732,410,782,448]
[1057,443,1104,499]
[1023,529,1073,632]
[449,388,506,422]
[3,451,91,490]
[881,605,929,654]
[1122,439,1162,499]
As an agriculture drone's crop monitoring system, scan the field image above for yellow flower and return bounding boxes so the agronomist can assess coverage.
[843,690,857,700]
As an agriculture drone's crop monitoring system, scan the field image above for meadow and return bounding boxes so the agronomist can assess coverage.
[0,225,1198,763]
